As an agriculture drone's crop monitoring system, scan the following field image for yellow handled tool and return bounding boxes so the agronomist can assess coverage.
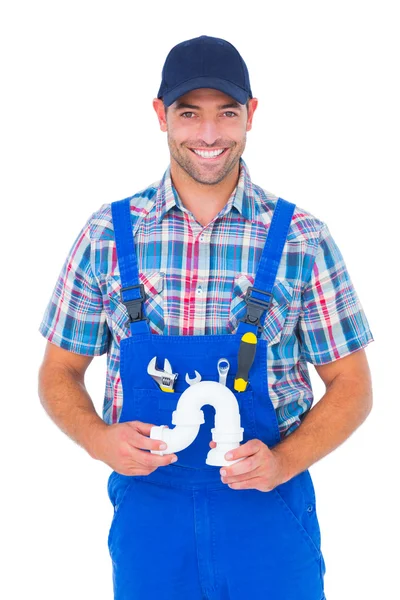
[147,356,178,392]
[234,332,258,392]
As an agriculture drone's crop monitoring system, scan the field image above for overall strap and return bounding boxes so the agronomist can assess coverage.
[111,198,150,335]
[237,198,296,337]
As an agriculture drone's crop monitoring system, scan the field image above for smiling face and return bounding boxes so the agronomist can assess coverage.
[153,88,258,186]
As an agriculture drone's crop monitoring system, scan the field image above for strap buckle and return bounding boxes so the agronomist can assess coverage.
[240,286,273,331]
[120,283,148,323]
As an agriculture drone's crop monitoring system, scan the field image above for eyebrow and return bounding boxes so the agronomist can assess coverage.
[173,101,243,111]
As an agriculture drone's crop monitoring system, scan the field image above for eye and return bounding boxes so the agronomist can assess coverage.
[179,111,238,119]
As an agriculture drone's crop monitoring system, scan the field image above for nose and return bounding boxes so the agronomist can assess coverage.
[195,119,221,145]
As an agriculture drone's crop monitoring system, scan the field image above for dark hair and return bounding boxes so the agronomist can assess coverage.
[163,99,250,115]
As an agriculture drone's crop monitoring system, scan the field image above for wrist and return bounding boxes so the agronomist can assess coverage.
[271,441,298,485]
[83,418,109,461]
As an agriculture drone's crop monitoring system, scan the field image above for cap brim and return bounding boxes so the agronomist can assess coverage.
[161,76,250,107]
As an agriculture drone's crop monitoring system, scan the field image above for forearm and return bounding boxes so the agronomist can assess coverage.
[38,364,108,459]
[274,372,373,483]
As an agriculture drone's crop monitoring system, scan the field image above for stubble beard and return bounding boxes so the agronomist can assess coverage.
[167,133,246,186]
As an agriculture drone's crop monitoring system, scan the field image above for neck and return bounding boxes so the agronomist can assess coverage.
[169,159,240,227]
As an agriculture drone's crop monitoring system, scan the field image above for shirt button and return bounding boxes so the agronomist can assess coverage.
[200,235,205,242]
[196,286,202,295]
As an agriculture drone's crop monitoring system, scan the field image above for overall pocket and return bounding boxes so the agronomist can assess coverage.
[127,388,182,429]
[107,471,135,552]
[272,470,323,563]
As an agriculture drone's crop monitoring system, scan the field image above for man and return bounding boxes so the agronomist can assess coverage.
[38,35,374,599]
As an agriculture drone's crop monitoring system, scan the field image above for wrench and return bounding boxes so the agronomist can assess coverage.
[217,358,230,386]
[147,356,178,392]
[185,370,202,386]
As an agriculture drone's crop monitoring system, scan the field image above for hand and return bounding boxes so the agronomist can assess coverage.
[93,421,178,476]
[209,438,287,492]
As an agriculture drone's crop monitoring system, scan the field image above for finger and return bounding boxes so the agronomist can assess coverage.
[226,476,261,490]
[124,428,177,467]
[133,446,178,469]
[223,440,261,463]
[130,420,155,436]
[130,422,171,453]
[220,455,259,479]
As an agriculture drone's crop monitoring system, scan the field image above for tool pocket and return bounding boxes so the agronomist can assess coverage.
[105,270,165,334]
[231,389,258,441]
[124,388,181,428]
[107,471,135,554]
[228,275,294,346]
[272,469,323,563]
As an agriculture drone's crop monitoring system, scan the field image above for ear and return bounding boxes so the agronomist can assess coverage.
[153,98,168,132]
[246,98,258,132]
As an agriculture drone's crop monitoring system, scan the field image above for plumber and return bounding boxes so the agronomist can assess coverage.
[38,35,374,600]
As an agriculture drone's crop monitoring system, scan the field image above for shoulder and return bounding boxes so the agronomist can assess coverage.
[252,183,326,246]
[87,179,161,242]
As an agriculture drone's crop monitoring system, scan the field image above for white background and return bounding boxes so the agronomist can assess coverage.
[1,1,398,598]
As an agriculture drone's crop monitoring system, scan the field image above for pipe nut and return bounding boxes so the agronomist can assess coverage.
[211,428,244,443]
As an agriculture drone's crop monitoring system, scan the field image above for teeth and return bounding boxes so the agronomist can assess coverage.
[192,148,225,158]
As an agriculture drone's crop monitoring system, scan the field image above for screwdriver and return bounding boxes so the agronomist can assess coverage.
[234,332,258,392]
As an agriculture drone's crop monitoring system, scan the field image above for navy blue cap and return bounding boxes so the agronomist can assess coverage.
[157,35,253,107]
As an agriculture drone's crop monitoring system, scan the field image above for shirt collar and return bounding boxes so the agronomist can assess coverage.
[155,157,260,225]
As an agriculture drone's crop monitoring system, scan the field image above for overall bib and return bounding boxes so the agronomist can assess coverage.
[107,197,326,600]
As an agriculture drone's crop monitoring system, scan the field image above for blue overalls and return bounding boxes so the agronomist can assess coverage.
[107,197,326,600]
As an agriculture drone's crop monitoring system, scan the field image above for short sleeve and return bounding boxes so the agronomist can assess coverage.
[38,213,110,356]
[298,223,374,365]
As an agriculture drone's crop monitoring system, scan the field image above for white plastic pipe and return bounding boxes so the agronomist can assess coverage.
[150,381,244,466]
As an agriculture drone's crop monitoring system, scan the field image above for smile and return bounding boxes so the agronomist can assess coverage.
[189,148,228,160]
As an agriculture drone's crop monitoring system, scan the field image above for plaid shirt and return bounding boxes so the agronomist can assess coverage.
[39,158,374,436]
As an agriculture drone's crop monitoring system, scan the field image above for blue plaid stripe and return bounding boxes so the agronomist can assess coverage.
[38,158,374,434]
